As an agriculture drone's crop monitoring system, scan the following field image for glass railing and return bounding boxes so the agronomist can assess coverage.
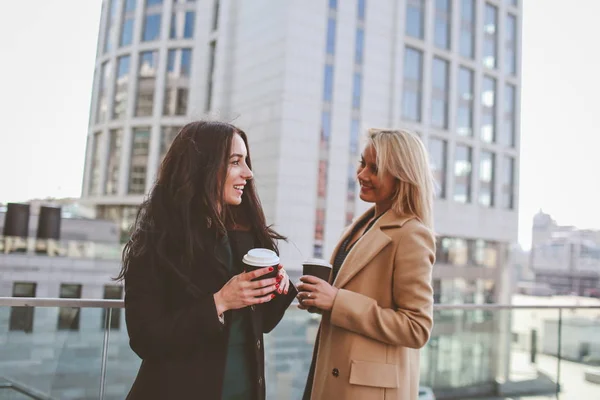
[1,298,599,400]
[0,236,123,260]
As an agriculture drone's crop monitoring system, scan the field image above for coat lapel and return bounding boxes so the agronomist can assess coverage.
[332,208,414,289]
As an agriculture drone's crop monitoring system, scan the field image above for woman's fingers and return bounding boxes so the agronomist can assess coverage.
[245,267,275,281]
[253,284,278,297]
[296,282,317,292]
[248,277,278,289]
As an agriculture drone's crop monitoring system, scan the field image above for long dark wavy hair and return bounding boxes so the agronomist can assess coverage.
[116,121,285,285]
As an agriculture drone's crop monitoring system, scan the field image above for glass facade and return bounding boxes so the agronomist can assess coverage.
[88,132,103,196]
[96,61,111,123]
[120,0,136,47]
[403,47,423,122]
[503,84,516,147]
[135,50,158,117]
[432,57,449,129]
[481,76,496,143]
[160,126,182,161]
[352,72,362,109]
[434,0,451,50]
[170,10,195,39]
[102,286,123,330]
[429,138,447,199]
[164,48,192,116]
[436,237,501,268]
[459,0,475,59]
[326,17,336,56]
[479,151,495,207]
[483,3,498,69]
[406,0,425,39]
[501,156,515,209]
[57,284,82,331]
[9,282,36,332]
[143,13,162,42]
[506,14,517,75]
[104,0,119,53]
[457,67,474,136]
[128,128,151,195]
[355,28,364,64]
[112,55,130,120]
[105,129,123,195]
[454,144,472,203]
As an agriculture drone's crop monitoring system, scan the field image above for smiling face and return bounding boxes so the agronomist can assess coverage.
[357,143,397,211]
[223,133,253,206]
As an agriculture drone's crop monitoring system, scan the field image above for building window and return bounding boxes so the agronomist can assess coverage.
[206,41,217,112]
[326,17,336,56]
[329,0,337,10]
[164,48,192,116]
[459,0,475,59]
[429,138,447,199]
[211,0,220,30]
[481,76,496,143]
[57,284,82,331]
[135,50,158,117]
[506,14,517,75]
[402,47,423,122]
[102,285,123,330]
[147,0,163,5]
[323,64,334,102]
[357,0,366,20]
[503,84,516,147]
[352,72,362,109]
[112,56,131,120]
[9,282,36,333]
[321,111,332,142]
[457,67,474,136]
[431,57,449,129]
[105,129,123,195]
[472,240,499,268]
[128,128,151,194]
[506,0,518,7]
[143,13,162,42]
[120,0,136,47]
[501,156,515,209]
[350,119,360,154]
[479,151,495,207]
[355,28,364,64]
[104,0,119,53]
[89,132,103,196]
[160,126,181,161]
[96,61,111,123]
[454,144,472,203]
[170,10,195,39]
[406,0,425,39]
[483,3,497,69]
[434,0,451,50]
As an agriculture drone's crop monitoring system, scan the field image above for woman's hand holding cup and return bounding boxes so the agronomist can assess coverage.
[214,267,278,315]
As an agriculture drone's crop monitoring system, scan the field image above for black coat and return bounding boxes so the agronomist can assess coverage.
[124,233,297,400]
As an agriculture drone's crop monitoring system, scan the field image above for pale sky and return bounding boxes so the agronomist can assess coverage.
[0,0,599,249]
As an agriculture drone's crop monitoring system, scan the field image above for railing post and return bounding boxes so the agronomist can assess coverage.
[556,308,562,398]
[99,308,112,400]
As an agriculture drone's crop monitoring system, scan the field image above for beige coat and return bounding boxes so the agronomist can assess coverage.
[308,207,435,400]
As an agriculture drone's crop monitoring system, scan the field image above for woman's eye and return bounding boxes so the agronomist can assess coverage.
[231,161,240,166]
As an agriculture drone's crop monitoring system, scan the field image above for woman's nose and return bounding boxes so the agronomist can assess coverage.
[244,166,253,180]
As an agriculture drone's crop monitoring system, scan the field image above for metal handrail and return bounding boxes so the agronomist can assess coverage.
[1,297,600,310]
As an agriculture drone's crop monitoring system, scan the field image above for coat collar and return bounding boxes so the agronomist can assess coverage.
[331,206,415,289]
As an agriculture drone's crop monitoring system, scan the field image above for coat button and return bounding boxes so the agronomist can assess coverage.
[256,340,261,350]
[258,377,263,386]
[332,368,339,377]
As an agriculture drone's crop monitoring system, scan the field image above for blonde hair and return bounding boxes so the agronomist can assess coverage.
[367,128,434,229]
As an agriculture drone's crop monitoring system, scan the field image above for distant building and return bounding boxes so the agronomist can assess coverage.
[530,211,600,296]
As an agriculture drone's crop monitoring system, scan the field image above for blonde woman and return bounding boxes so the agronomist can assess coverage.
[297,128,435,400]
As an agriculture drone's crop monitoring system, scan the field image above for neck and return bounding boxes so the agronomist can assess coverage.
[374,202,391,219]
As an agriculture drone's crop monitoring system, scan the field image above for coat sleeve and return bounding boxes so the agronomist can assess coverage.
[124,253,225,360]
[329,221,434,349]
[260,283,298,333]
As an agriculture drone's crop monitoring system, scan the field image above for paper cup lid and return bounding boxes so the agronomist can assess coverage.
[302,258,332,268]
[242,248,280,267]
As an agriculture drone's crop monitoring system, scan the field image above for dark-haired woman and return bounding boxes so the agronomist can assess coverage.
[118,121,297,400]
